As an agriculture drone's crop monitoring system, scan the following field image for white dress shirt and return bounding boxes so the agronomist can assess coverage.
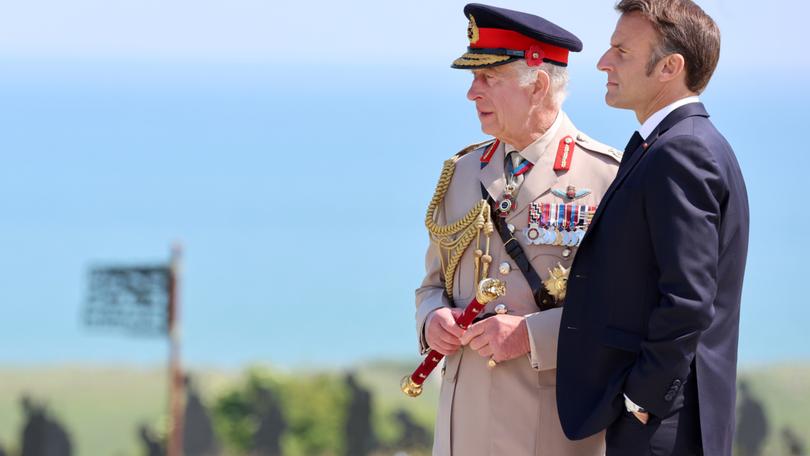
[638,96,700,140]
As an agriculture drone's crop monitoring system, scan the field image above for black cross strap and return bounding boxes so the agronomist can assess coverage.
[480,183,559,312]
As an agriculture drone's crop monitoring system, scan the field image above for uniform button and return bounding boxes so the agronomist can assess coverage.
[507,223,515,233]
[499,262,511,275]
[562,248,572,258]
[494,303,508,314]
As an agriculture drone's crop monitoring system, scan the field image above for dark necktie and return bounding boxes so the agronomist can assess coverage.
[620,131,644,169]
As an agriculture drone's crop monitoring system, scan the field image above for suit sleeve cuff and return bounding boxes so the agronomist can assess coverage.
[524,308,563,371]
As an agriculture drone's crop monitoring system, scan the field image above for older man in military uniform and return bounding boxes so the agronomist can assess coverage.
[414,4,621,456]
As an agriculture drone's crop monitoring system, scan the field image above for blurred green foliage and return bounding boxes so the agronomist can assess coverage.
[209,365,433,456]
[7,361,807,456]
[212,368,348,456]
[0,361,437,456]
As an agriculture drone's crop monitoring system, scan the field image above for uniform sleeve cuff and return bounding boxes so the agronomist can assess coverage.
[417,305,446,354]
[524,307,563,371]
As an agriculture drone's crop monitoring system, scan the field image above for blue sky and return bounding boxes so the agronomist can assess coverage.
[1,0,807,70]
[0,0,808,369]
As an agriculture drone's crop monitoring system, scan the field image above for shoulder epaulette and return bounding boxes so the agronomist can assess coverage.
[574,132,622,163]
[451,138,497,162]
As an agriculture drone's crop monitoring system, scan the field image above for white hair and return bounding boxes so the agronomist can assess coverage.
[513,60,569,108]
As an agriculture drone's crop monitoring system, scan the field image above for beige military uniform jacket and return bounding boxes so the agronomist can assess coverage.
[415,112,621,456]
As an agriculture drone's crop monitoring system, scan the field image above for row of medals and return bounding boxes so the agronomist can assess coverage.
[524,222,586,247]
[497,186,594,248]
[523,202,596,247]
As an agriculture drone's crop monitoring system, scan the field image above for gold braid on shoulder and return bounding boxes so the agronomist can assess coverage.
[425,141,495,304]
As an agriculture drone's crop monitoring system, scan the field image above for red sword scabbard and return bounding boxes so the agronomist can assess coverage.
[401,278,505,397]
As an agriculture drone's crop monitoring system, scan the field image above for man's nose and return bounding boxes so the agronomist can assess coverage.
[596,50,612,72]
[467,78,483,101]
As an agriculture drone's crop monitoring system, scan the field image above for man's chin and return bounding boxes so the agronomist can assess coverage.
[479,125,497,137]
[604,95,630,110]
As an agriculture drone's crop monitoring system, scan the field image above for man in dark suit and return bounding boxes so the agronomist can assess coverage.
[556,1,749,455]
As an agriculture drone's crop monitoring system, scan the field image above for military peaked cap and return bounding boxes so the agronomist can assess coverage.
[452,3,583,69]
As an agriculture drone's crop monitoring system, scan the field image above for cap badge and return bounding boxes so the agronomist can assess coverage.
[467,15,480,45]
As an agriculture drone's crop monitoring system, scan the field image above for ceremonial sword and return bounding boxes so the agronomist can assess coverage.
[401,278,506,397]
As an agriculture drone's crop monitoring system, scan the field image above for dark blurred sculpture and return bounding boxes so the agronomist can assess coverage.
[783,427,806,456]
[138,425,165,456]
[252,386,287,456]
[344,373,375,456]
[735,381,769,456]
[183,376,220,456]
[20,396,72,456]
[393,409,431,450]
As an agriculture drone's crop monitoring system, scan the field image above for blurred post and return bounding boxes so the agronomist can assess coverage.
[167,244,185,456]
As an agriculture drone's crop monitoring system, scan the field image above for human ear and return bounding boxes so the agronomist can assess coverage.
[533,70,550,102]
[658,53,686,83]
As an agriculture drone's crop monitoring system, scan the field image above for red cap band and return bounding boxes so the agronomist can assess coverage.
[472,28,569,65]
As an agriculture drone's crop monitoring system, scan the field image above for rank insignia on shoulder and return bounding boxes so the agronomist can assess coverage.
[552,185,591,202]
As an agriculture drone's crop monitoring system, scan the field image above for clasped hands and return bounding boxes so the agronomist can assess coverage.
[425,307,531,362]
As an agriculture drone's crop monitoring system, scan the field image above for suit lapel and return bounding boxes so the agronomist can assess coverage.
[585,103,710,234]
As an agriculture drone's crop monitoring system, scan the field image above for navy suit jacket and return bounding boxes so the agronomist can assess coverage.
[556,103,749,456]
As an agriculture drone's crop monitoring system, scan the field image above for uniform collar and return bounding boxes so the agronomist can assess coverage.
[503,110,565,164]
[638,96,700,140]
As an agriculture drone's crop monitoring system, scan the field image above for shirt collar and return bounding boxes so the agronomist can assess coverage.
[638,96,700,140]
[504,110,565,164]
